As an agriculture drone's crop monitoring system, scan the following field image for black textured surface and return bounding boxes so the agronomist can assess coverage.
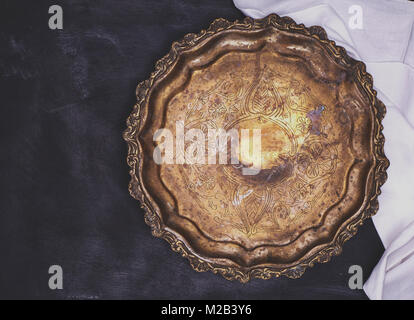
[0,0,384,299]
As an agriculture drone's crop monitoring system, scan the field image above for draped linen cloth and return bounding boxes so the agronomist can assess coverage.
[234,0,414,299]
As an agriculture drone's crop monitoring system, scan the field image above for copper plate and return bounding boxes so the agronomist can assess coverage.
[123,14,389,281]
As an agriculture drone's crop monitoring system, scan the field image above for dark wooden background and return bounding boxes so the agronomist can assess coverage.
[0,0,384,299]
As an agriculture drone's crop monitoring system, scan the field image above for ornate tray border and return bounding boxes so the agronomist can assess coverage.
[123,14,389,282]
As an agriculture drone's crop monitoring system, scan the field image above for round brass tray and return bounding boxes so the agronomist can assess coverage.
[123,14,389,281]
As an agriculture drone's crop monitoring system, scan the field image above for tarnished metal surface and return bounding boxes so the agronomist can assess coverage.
[123,14,388,281]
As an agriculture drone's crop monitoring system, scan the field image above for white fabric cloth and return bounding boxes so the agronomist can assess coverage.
[234,0,414,299]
